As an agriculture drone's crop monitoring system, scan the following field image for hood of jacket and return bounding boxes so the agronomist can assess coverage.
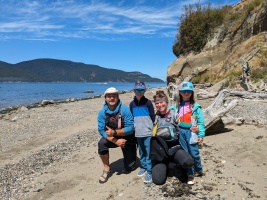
[103,99,122,115]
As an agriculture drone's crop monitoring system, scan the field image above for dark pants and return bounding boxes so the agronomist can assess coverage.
[152,148,194,185]
[98,136,137,171]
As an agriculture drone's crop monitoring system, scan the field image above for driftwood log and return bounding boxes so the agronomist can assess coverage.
[198,89,267,100]
[169,77,266,130]
[200,88,267,131]
[203,89,238,130]
[229,90,267,98]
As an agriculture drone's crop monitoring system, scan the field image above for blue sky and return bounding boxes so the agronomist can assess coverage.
[0,0,239,81]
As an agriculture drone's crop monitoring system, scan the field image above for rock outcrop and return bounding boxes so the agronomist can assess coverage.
[167,0,267,88]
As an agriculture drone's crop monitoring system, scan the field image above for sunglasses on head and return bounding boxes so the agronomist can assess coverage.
[134,89,145,94]
[180,90,193,94]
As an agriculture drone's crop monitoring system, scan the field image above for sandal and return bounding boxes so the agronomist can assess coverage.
[99,169,112,184]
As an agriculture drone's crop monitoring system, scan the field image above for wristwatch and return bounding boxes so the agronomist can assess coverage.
[113,129,117,136]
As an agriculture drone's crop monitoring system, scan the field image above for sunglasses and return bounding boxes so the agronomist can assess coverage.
[134,89,145,94]
[180,90,193,94]
[105,94,118,98]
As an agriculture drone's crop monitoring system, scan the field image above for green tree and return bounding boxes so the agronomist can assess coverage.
[173,2,226,57]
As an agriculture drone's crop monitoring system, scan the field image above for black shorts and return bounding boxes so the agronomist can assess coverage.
[98,135,137,171]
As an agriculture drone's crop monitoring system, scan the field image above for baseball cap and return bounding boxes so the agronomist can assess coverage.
[104,87,119,95]
[179,82,194,91]
[134,81,146,90]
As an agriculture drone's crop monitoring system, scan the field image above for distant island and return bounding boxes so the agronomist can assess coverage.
[0,58,164,83]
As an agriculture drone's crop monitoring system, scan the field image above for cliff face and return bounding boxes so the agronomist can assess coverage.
[167,0,267,86]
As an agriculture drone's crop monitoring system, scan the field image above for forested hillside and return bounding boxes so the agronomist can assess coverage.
[0,59,163,82]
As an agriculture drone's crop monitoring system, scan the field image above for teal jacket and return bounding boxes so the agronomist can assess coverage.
[97,100,134,138]
[169,102,205,138]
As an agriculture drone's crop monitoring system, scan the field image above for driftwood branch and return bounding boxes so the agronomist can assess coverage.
[203,89,238,129]
[240,58,253,91]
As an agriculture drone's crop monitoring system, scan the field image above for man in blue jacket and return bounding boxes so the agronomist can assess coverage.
[97,87,136,184]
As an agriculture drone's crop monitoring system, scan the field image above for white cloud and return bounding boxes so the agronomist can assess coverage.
[0,0,238,41]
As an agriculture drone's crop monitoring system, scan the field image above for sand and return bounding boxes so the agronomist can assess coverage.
[0,88,266,200]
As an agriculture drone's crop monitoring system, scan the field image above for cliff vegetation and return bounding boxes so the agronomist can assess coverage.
[168,0,267,89]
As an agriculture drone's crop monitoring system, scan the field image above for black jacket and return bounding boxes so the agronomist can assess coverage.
[150,136,181,163]
[150,136,194,169]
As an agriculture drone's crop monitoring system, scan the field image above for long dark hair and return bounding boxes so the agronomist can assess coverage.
[176,91,195,108]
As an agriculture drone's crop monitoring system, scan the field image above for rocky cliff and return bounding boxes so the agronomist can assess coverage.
[167,0,267,90]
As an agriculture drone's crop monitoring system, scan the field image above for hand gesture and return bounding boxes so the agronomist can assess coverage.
[116,138,127,148]
[198,137,203,144]
[105,126,114,137]
[190,124,199,133]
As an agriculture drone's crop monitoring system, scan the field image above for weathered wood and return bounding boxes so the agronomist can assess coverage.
[203,89,238,129]
[198,88,267,129]
[167,82,178,99]
[229,90,267,98]
[222,115,244,126]
[240,58,253,91]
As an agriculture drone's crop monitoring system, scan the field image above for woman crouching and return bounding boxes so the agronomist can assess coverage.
[150,90,196,185]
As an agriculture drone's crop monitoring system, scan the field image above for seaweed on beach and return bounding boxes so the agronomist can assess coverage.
[238,183,261,198]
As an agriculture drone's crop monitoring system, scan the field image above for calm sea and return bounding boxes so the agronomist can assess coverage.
[0,82,166,108]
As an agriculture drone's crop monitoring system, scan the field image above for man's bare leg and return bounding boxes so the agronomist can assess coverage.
[99,153,110,182]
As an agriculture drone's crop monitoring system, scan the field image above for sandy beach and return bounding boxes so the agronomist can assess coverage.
[0,87,267,200]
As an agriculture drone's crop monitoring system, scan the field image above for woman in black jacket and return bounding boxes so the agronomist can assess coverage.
[151,90,197,185]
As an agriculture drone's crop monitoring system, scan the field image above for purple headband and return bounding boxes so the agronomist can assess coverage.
[154,97,168,103]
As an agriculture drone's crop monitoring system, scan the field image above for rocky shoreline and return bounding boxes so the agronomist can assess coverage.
[1,87,267,199]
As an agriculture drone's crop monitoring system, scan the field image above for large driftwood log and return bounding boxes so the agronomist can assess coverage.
[203,89,238,130]
[229,90,267,98]
[198,88,266,130]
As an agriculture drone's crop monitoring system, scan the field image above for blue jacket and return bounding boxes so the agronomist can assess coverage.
[97,100,134,138]
[129,96,155,137]
[169,102,205,138]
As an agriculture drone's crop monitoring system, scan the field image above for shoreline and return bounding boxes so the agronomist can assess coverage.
[0,82,167,111]
[0,90,130,114]
[0,85,166,113]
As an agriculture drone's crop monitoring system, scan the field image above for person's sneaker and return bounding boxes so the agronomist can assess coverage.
[195,171,205,177]
[144,173,152,183]
[187,175,195,185]
[137,168,147,177]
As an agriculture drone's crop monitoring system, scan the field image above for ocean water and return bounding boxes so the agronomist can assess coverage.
[0,82,166,108]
